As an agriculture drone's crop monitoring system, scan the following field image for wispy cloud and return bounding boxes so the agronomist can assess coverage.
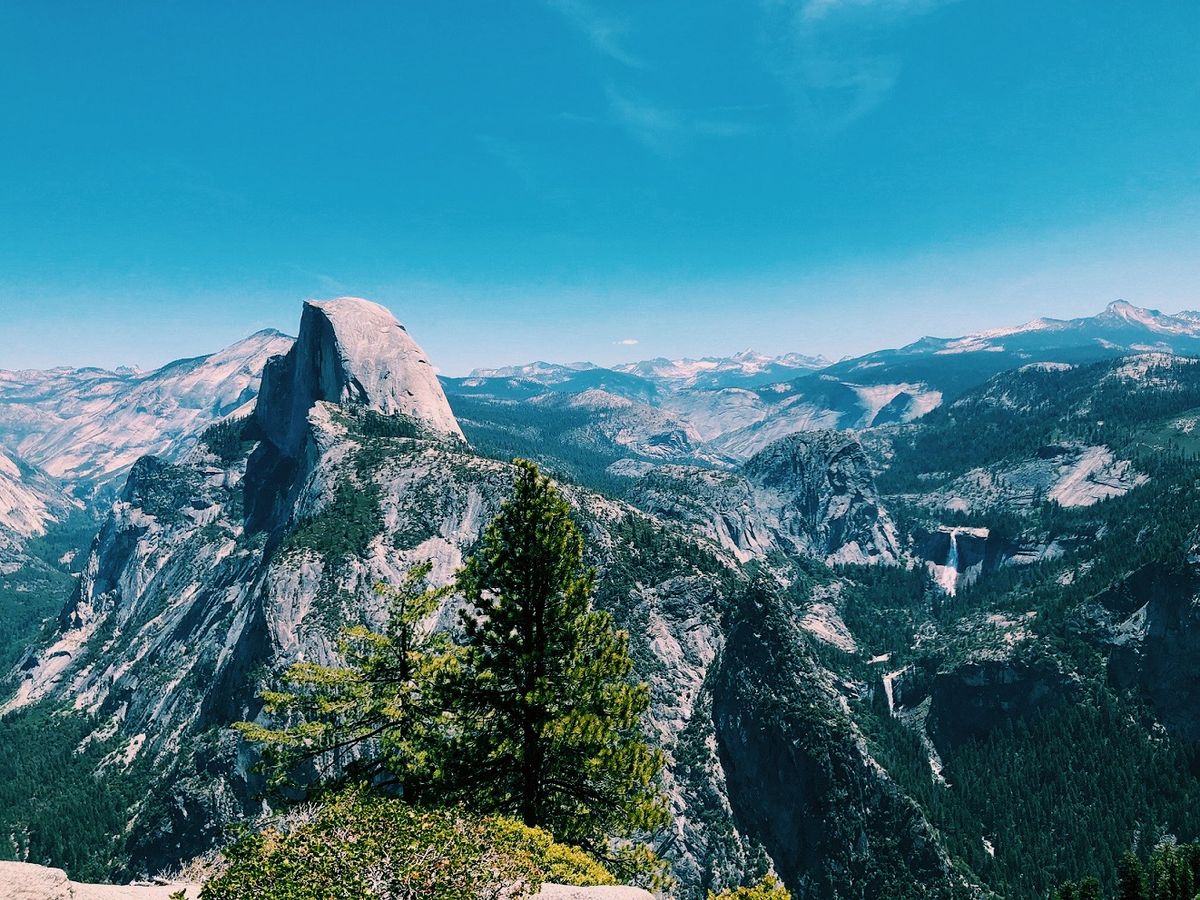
[475,134,538,189]
[763,0,958,133]
[543,0,643,68]
[797,0,952,24]
[614,338,640,345]
[604,86,755,156]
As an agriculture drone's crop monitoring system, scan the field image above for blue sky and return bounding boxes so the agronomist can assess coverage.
[1,0,1198,374]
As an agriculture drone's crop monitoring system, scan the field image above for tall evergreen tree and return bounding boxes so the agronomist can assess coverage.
[453,459,670,858]
[1118,851,1148,900]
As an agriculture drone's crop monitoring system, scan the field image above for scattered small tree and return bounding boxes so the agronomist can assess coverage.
[452,459,670,870]
[1118,851,1148,900]
[235,561,455,798]
[709,875,792,900]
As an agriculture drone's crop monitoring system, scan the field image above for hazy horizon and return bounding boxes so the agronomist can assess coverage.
[1,294,1194,378]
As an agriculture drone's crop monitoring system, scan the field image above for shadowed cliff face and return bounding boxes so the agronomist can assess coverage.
[712,583,966,900]
[1102,555,1200,741]
[926,659,1079,751]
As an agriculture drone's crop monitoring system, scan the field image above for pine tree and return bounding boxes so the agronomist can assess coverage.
[1118,852,1148,900]
[236,562,454,797]
[453,459,670,861]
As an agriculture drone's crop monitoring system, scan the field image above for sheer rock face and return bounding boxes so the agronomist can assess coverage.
[626,431,899,567]
[1101,548,1200,741]
[256,297,463,460]
[743,431,898,565]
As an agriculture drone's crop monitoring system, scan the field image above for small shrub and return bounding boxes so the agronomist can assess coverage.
[709,874,792,900]
[200,787,613,900]
[542,842,616,887]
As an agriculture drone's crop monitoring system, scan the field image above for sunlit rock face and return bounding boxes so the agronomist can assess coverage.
[742,431,899,565]
[256,297,463,461]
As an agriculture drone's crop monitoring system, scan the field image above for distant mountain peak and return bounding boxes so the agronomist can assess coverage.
[613,349,830,385]
[467,360,597,379]
[1096,298,1200,335]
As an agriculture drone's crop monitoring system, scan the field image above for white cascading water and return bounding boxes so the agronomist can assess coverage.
[932,529,960,595]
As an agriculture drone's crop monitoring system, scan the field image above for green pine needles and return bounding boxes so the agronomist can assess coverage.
[236,458,670,886]
[453,459,670,870]
[234,562,455,797]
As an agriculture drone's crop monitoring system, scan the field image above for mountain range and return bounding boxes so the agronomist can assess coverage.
[3,297,1200,898]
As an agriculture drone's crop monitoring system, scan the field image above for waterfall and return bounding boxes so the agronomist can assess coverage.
[933,529,960,595]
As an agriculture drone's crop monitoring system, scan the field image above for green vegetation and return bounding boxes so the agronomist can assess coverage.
[198,416,254,465]
[709,875,792,900]
[280,478,382,562]
[880,355,1200,493]
[839,361,1200,899]
[0,706,146,881]
[899,696,1200,898]
[201,787,614,900]
[236,562,454,795]
[0,559,73,674]
[1055,841,1200,900]
[241,460,669,887]
[449,394,634,496]
[0,512,96,673]
[349,408,431,440]
[23,509,100,574]
[124,457,204,526]
[454,460,670,876]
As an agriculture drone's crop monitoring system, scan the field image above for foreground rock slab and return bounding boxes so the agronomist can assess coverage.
[0,862,198,900]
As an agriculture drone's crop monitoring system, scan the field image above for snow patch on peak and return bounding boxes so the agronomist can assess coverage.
[1100,300,1200,336]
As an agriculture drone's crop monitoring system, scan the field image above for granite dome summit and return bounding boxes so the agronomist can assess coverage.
[255,297,464,458]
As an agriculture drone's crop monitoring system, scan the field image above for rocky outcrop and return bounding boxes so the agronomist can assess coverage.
[620,432,899,567]
[623,465,774,564]
[742,431,899,564]
[1100,556,1200,740]
[256,297,462,460]
[246,297,464,536]
[0,862,196,899]
[920,443,1147,516]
